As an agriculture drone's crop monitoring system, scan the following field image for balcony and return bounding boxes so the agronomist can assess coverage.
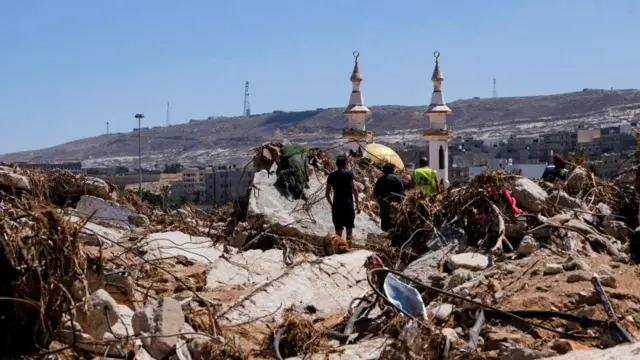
[342,128,374,141]
[424,129,454,140]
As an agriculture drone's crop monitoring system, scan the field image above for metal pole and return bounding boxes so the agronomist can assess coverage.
[135,114,144,198]
[138,117,142,197]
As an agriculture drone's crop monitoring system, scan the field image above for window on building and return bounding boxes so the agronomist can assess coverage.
[438,145,445,170]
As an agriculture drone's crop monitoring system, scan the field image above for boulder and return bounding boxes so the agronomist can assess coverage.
[432,304,454,321]
[547,190,586,210]
[132,298,185,359]
[403,245,453,285]
[566,271,591,283]
[563,256,590,271]
[248,166,383,243]
[544,263,564,275]
[444,269,473,289]
[128,214,150,227]
[75,289,134,340]
[0,169,30,190]
[83,176,112,200]
[447,253,489,271]
[517,235,538,256]
[512,178,548,212]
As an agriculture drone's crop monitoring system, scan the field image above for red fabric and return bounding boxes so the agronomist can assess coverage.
[502,188,523,214]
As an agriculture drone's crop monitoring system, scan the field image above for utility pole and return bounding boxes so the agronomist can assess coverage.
[134,113,145,197]
[106,121,109,135]
[243,81,251,116]
[166,101,170,126]
[492,78,498,98]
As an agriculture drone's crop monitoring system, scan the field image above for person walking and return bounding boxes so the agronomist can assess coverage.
[325,155,360,242]
[413,158,439,194]
[374,163,404,232]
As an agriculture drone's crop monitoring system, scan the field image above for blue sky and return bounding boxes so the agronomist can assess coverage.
[1,1,638,154]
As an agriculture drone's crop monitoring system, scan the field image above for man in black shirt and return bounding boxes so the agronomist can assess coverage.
[542,154,569,183]
[326,155,360,241]
[374,163,404,232]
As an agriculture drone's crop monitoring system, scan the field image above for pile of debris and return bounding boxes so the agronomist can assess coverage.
[1,157,640,359]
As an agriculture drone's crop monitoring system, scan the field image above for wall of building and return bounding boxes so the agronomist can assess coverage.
[17,162,83,173]
[205,169,254,205]
[96,173,162,186]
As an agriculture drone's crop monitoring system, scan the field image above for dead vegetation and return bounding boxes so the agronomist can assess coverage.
[0,136,640,359]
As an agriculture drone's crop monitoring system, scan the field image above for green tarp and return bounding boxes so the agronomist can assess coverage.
[277,144,309,200]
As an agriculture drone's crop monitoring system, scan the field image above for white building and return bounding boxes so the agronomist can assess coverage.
[423,51,453,186]
[342,51,372,154]
[204,169,254,205]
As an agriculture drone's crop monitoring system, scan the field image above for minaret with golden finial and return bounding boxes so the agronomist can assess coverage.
[343,51,372,155]
[424,51,453,186]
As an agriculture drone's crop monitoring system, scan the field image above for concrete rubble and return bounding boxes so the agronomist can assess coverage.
[0,161,639,360]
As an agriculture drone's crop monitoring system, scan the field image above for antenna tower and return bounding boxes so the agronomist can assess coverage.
[166,101,170,126]
[243,81,251,116]
[106,121,109,134]
[492,78,498,98]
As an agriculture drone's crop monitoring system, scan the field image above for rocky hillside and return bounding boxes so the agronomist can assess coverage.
[2,88,640,168]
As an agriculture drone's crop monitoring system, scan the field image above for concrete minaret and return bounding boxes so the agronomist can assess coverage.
[343,51,372,154]
[424,51,453,186]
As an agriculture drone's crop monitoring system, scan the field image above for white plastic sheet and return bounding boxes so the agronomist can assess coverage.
[383,273,427,320]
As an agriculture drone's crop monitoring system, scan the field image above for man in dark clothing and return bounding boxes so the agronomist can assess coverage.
[542,154,569,183]
[326,155,360,241]
[374,163,404,232]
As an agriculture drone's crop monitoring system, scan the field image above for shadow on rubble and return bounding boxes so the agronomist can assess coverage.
[0,172,93,357]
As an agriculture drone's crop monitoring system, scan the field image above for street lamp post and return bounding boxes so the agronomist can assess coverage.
[134,113,145,197]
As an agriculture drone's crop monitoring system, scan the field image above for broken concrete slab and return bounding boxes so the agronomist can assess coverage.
[75,195,135,229]
[286,337,387,360]
[67,215,126,245]
[543,341,640,359]
[142,231,223,264]
[220,250,373,325]
[206,248,314,289]
[447,253,489,271]
[403,245,454,285]
[248,166,383,243]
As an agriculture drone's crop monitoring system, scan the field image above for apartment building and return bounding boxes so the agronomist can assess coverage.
[204,168,254,205]
[599,153,622,179]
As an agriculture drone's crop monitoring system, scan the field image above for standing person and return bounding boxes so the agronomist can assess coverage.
[414,158,439,194]
[374,163,404,232]
[325,155,361,241]
[542,154,569,183]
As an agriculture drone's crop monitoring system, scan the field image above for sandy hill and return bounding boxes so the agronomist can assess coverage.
[2,88,640,168]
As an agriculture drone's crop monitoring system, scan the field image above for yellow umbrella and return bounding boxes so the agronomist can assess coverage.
[365,143,405,170]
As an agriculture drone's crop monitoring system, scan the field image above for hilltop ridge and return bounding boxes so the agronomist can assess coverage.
[2,88,640,168]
